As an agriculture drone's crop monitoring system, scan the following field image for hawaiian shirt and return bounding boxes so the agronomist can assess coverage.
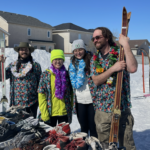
[6,62,42,107]
[37,69,72,124]
[68,60,97,114]
[90,48,131,112]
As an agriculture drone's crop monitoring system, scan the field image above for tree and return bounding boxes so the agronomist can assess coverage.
[112,29,119,43]
[87,40,97,53]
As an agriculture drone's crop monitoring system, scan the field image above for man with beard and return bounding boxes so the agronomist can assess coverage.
[0,42,42,118]
[90,27,137,150]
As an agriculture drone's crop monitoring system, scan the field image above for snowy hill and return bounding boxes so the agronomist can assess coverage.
[0,49,150,150]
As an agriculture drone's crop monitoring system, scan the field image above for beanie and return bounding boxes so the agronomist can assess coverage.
[71,39,86,52]
[50,49,65,63]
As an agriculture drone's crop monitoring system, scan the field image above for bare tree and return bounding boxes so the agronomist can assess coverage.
[112,29,119,42]
[87,40,97,53]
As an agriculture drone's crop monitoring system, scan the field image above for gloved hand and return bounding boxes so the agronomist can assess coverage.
[44,120,50,125]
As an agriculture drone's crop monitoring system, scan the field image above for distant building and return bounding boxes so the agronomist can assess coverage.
[53,23,96,53]
[0,11,55,52]
[0,27,10,81]
[116,39,150,56]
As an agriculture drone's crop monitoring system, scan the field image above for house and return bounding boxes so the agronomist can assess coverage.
[53,23,97,53]
[0,11,55,52]
[129,39,150,56]
[0,27,10,82]
[116,39,150,56]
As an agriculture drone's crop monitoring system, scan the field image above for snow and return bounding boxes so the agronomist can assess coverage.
[0,49,150,150]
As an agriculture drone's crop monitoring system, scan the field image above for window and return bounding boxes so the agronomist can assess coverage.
[49,46,51,52]
[27,28,31,36]
[40,46,46,50]
[78,34,81,39]
[34,46,37,49]
[14,44,19,47]
[47,31,50,38]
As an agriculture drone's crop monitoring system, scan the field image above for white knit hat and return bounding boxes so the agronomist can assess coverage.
[72,39,86,52]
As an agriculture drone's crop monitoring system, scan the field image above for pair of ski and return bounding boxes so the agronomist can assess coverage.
[0,41,8,112]
[132,94,150,99]
[108,7,131,150]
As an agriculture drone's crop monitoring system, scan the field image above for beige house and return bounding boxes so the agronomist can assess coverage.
[53,23,97,53]
[0,11,55,52]
[116,39,150,56]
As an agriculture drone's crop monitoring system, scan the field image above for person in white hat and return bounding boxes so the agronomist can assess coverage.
[68,39,97,138]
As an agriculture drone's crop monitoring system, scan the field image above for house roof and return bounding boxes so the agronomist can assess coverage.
[54,23,93,32]
[29,39,55,43]
[0,11,53,29]
[88,29,95,32]
[116,39,150,48]
[128,39,150,48]
[0,27,10,36]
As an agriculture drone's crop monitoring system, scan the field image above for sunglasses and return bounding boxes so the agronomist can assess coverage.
[91,35,103,42]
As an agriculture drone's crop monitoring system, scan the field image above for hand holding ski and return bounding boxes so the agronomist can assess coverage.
[0,55,6,63]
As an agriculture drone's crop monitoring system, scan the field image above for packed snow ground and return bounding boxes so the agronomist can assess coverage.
[0,49,150,150]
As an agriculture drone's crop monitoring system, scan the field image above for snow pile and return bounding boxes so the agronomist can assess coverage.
[0,48,150,149]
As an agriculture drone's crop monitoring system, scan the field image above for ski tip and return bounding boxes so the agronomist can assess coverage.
[122,7,127,17]
[144,94,150,97]
[127,12,131,19]
[123,7,127,12]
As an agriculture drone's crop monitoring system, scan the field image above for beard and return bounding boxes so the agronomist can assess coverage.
[95,42,106,50]
[19,53,30,60]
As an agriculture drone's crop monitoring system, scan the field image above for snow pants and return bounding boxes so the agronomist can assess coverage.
[95,108,136,150]
[25,101,38,118]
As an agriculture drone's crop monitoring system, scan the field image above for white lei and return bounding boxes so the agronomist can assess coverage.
[11,60,32,78]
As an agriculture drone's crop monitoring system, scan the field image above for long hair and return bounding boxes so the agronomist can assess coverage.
[71,50,93,75]
[16,53,34,73]
[94,27,115,46]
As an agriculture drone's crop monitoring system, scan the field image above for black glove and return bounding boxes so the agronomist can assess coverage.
[44,120,50,125]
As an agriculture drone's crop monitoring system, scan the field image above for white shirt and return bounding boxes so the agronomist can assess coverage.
[75,78,93,104]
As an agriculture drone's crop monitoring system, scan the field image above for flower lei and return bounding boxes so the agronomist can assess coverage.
[11,61,32,78]
[50,64,67,99]
[69,59,86,89]
[93,43,119,85]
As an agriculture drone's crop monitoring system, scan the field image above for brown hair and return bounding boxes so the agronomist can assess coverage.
[71,51,92,75]
[94,27,115,46]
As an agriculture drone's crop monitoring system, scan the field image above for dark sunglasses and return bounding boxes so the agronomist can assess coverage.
[91,35,103,42]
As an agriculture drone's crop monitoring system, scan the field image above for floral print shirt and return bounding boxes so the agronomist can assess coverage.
[37,70,72,124]
[90,48,131,113]
[6,62,42,107]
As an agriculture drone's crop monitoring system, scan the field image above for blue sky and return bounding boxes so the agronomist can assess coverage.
[0,0,150,41]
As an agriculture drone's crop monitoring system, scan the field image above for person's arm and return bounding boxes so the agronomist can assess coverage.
[37,72,50,122]
[119,34,138,73]
[38,93,50,122]
[90,56,126,86]
[67,67,74,109]
[35,62,42,87]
